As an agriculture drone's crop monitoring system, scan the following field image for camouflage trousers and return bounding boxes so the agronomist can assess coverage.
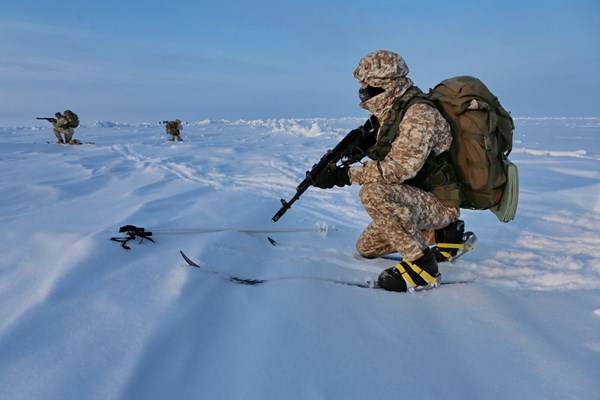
[356,183,460,261]
[167,130,182,141]
[54,127,74,143]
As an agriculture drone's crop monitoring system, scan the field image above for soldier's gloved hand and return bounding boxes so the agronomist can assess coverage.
[313,164,350,189]
[348,127,376,160]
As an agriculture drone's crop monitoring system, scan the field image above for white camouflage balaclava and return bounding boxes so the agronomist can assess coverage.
[353,50,413,122]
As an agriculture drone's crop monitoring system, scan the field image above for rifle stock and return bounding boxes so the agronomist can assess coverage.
[272,116,378,222]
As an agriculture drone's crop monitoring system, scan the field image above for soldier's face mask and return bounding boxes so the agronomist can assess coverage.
[358,85,385,103]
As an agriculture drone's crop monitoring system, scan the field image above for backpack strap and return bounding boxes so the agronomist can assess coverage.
[388,87,435,138]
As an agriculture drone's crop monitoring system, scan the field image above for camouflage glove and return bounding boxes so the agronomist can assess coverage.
[313,164,350,189]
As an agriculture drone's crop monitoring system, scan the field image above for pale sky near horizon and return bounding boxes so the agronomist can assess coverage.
[1,0,598,125]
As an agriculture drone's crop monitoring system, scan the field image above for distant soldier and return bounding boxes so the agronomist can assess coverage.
[49,110,79,144]
[49,112,70,143]
[165,119,183,141]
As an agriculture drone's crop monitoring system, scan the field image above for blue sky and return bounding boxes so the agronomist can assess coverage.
[1,0,598,125]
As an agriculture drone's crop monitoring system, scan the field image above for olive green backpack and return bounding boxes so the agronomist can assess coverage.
[166,121,178,131]
[429,76,518,222]
[63,110,80,128]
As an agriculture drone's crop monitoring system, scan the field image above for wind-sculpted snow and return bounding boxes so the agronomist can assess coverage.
[0,117,598,400]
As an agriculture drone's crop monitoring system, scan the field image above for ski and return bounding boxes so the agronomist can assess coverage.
[179,251,472,290]
[46,141,95,145]
[180,251,266,285]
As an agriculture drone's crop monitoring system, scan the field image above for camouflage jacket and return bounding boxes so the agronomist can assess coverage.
[349,98,452,186]
[166,121,183,134]
[52,116,73,132]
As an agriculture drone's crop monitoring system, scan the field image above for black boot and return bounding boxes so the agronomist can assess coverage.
[378,248,440,292]
[434,220,466,262]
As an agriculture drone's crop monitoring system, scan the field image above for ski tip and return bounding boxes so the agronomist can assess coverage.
[267,237,278,246]
[180,250,201,267]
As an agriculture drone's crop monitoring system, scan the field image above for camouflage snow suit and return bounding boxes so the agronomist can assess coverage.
[166,120,183,141]
[52,115,74,143]
[349,50,460,262]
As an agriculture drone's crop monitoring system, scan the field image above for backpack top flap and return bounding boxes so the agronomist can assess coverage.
[431,76,514,154]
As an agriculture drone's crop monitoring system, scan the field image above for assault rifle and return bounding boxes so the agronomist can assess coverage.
[37,117,57,123]
[272,115,378,222]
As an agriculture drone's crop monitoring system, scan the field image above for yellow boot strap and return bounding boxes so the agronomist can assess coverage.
[436,243,473,261]
[406,261,438,285]
[393,264,417,288]
[437,243,473,251]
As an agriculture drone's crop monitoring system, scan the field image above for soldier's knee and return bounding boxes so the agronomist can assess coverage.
[356,241,378,259]
[359,183,385,207]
